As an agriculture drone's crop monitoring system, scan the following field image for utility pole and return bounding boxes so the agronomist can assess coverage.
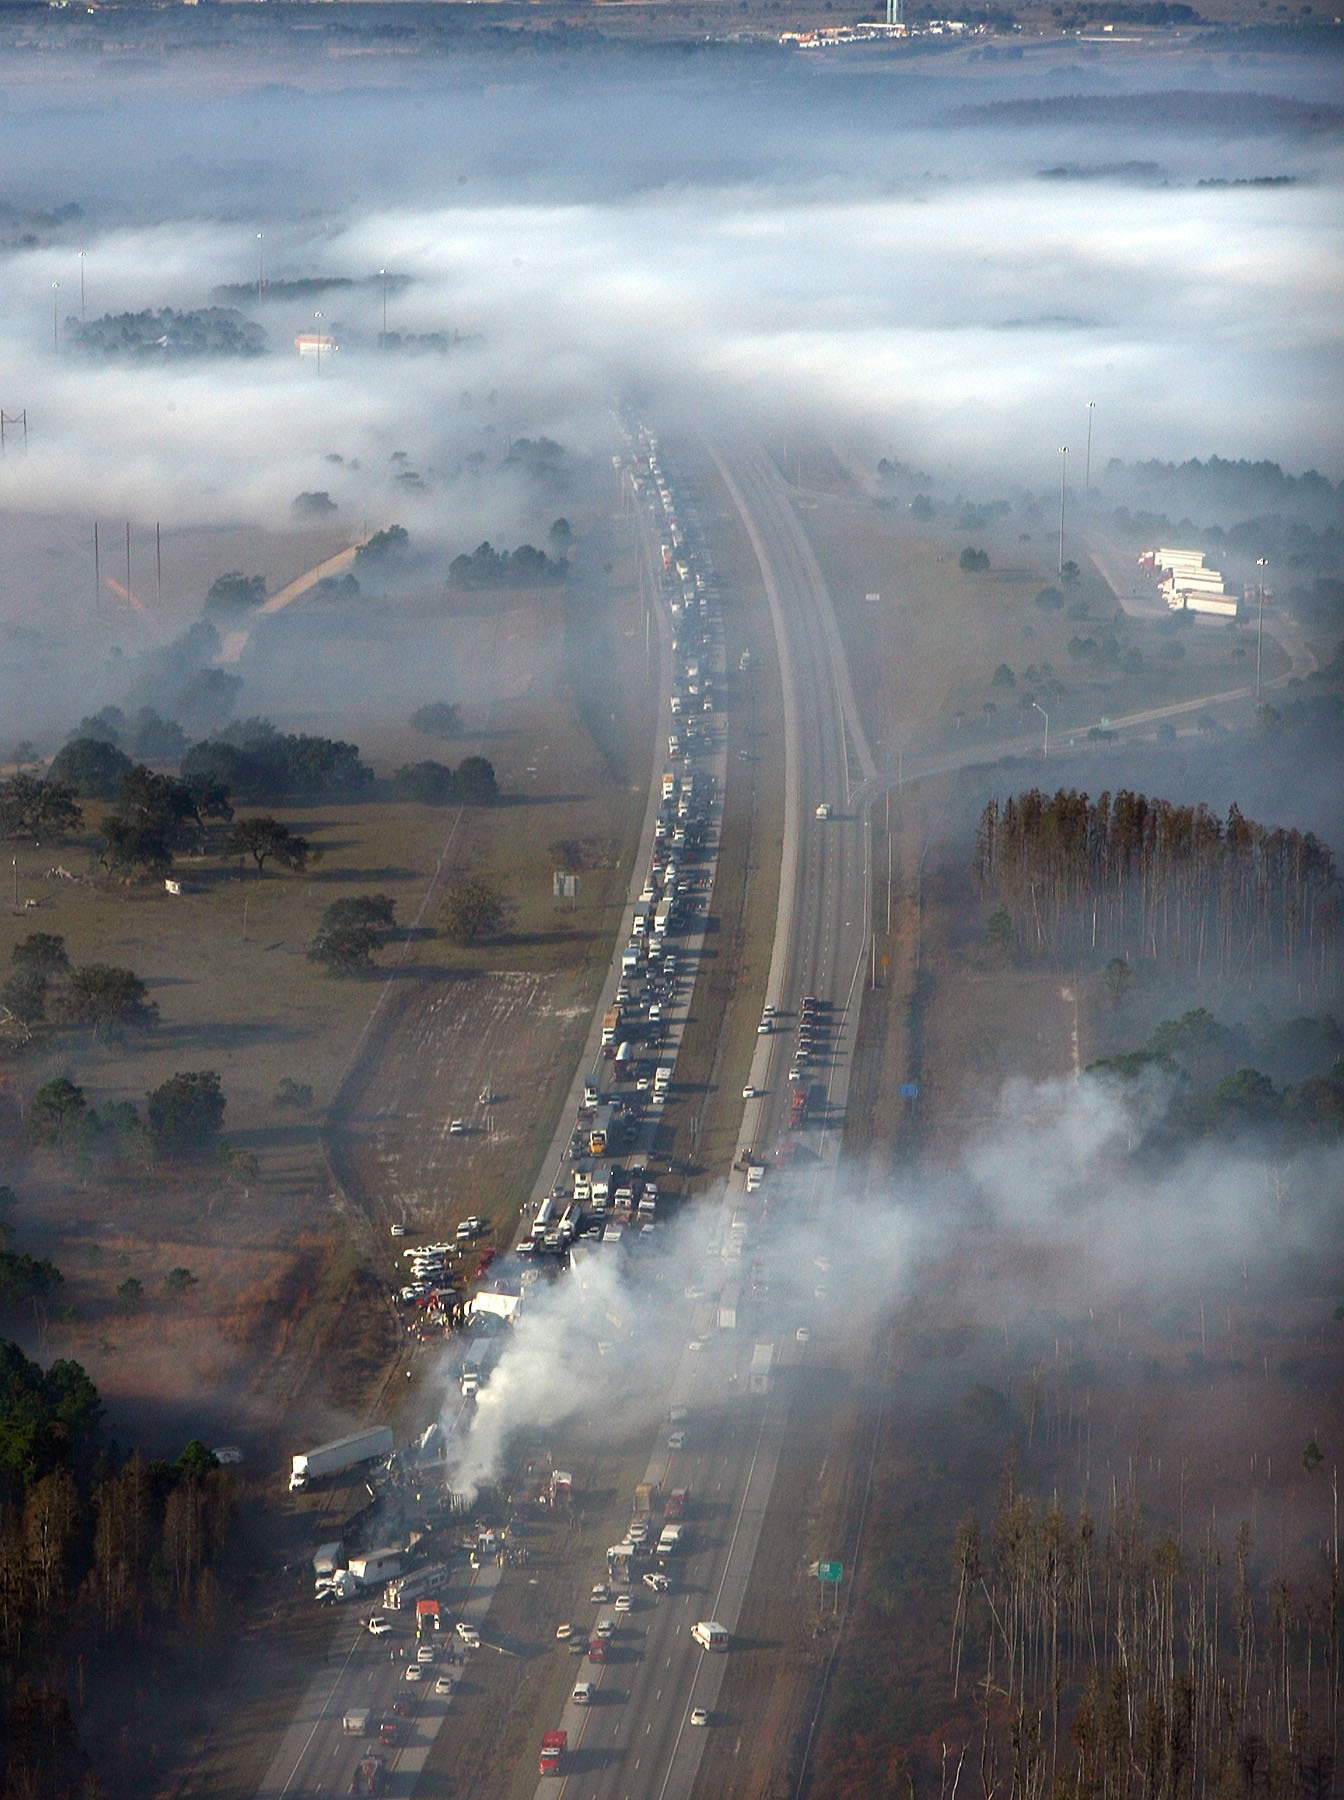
[1255,557,1269,704]
[93,522,100,609]
[52,282,59,354]
[257,232,264,307]
[314,311,323,377]
[79,251,86,322]
[1032,699,1049,760]
[125,521,131,600]
[380,267,387,343]
[1085,401,1095,497]
[156,522,162,605]
[1057,444,1068,575]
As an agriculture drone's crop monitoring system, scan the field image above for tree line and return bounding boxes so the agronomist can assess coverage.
[947,1485,1338,1800]
[0,1331,235,1798]
[447,541,567,589]
[68,306,264,360]
[974,790,1339,985]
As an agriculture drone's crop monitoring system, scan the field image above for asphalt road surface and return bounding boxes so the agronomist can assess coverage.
[532,444,877,1800]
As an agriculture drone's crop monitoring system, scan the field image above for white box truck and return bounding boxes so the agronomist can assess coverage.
[289,1426,394,1492]
[348,1548,404,1587]
[692,1620,728,1651]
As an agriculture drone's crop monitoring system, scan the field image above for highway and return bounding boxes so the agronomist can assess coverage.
[251,439,878,1800]
[536,443,877,1800]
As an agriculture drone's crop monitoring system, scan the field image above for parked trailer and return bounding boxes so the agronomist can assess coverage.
[1167,590,1239,619]
[343,1708,372,1736]
[289,1426,394,1492]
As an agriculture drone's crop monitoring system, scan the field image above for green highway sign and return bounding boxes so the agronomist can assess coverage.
[817,1561,843,1583]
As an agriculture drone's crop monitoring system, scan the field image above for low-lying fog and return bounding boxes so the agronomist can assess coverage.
[0,39,1339,563]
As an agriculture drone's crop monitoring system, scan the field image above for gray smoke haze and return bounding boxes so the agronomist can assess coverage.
[442,1069,1342,1501]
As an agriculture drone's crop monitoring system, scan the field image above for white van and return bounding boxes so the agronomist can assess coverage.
[572,1681,594,1705]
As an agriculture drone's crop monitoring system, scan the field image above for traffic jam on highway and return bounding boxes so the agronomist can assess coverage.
[290,430,739,1793]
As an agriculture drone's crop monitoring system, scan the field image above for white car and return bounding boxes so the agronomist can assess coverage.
[815,801,831,820]
[691,1707,710,1726]
[367,1615,392,1636]
[796,1326,811,1343]
[667,1431,685,1451]
[742,1085,758,1100]
[555,1622,574,1640]
[389,1223,406,1238]
[435,1674,454,1696]
[643,1572,670,1593]
[405,1663,423,1682]
[614,1593,633,1613]
[448,1118,465,1135]
[687,1339,704,1354]
[455,1622,480,1648]
[416,1643,435,1664]
[590,1583,609,1604]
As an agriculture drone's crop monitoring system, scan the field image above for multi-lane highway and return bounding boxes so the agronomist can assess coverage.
[536,443,878,1800]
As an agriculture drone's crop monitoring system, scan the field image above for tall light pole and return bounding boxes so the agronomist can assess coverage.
[78,251,85,322]
[1032,698,1049,759]
[1255,557,1269,704]
[1085,400,1096,497]
[1057,444,1068,575]
[256,232,264,307]
[379,267,387,343]
[314,310,323,377]
[51,282,59,354]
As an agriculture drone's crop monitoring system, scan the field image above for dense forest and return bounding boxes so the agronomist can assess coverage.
[0,1335,234,1798]
[974,791,1339,987]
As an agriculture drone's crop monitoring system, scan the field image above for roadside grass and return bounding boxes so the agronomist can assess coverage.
[804,499,1270,774]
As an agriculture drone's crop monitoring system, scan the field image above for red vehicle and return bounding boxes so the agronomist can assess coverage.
[587,1639,607,1663]
[475,1248,497,1276]
[378,1719,399,1746]
[539,1728,568,1775]
[664,1486,687,1520]
[790,1087,808,1128]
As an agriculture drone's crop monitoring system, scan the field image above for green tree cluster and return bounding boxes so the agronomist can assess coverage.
[203,572,267,615]
[221,815,310,875]
[408,702,461,740]
[447,542,567,589]
[440,876,511,946]
[389,755,497,805]
[0,773,82,842]
[98,765,233,876]
[308,895,397,975]
[181,724,371,804]
[146,1071,226,1158]
[355,524,410,565]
